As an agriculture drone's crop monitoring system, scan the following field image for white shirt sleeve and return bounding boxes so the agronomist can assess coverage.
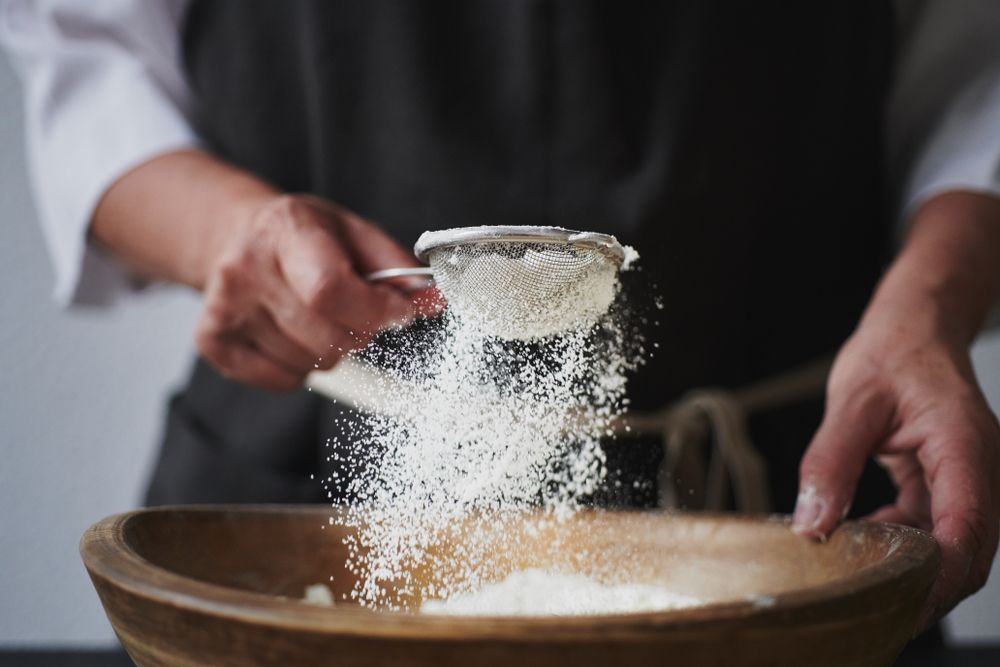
[0,0,196,306]
[889,0,1000,225]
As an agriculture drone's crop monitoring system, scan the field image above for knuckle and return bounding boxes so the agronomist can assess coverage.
[194,330,233,375]
[261,299,298,333]
[194,319,221,354]
[835,384,888,422]
[963,511,991,554]
[940,508,991,557]
[201,296,245,334]
[216,258,245,290]
[306,266,351,311]
[259,194,306,225]
[212,256,258,304]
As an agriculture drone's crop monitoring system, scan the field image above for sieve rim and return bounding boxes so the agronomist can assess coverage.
[414,226,625,265]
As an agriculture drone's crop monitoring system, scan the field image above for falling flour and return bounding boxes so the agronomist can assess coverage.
[322,244,647,612]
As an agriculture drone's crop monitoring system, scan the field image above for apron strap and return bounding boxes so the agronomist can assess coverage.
[621,358,831,512]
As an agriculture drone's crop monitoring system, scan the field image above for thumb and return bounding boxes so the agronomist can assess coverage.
[299,194,421,272]
[333,208,445,314]
[307,199,443,311]
[336,210,422,274]
[793,389,893,539]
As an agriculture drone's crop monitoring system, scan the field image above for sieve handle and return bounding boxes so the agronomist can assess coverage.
[365,266,435,287]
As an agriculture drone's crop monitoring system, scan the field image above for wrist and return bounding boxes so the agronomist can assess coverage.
[864,260,974,353]
[861,191,1000,351]
[195,186,277,288]
[91,149,281,291]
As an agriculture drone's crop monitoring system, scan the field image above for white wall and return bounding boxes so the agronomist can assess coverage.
[1,54,999,647]
[0,56,200,646]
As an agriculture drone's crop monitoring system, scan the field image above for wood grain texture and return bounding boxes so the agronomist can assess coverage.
[80,506,939,666]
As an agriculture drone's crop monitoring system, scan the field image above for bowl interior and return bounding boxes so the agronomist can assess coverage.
[122,507,920,610]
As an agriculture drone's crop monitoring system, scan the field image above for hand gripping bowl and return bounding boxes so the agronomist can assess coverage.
[81,505,938,667]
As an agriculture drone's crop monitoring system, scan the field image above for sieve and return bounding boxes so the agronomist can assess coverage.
[367,226,626,339]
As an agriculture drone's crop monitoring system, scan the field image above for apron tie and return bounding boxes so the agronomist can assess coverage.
[617,358,832,513]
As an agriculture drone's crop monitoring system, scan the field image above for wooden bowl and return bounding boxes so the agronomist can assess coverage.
[81,505,938,666]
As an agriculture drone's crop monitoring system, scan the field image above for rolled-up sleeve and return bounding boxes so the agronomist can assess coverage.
[889,0,1000,224]
[0,0,196,306]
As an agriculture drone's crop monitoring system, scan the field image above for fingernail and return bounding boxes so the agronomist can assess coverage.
[792,486,825,537]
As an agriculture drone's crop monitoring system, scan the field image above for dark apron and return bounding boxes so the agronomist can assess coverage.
[146,0,895,515]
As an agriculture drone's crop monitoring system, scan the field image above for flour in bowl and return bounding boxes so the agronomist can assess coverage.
[421,569,701,616]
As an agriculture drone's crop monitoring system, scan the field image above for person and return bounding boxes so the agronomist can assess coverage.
[2,0,999,639]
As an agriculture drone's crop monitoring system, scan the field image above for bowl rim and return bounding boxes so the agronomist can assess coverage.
[80,504,940,641]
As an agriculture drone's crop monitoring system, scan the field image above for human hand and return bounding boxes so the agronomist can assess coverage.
[196,194,430,391]
[793,291,1000,632]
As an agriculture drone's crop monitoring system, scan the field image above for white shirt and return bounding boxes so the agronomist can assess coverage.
[2,0,1000,307]
[1,0,195,305]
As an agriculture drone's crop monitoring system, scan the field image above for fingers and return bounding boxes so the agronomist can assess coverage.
[196,193,429,392]
[322,201,422,273]
[411,286,447,317]
[916,435,999,629]
[197,284,358,387]
[276,216,416,336]
[306,198,447,315]
[195,324,302,392]
[867,506,911,525]
[793,385,894,539]
[244,308,325,371]
[866,453,932,528]
[262,282,366,364]
[195,289,326,389]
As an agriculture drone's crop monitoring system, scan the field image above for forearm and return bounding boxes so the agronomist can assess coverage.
[90,149,278,290]
[863,191,1000,349]
[92,148,419,389]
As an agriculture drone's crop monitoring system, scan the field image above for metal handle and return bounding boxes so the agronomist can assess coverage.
[365,266,435,286]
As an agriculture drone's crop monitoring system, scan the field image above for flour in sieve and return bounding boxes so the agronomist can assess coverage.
[430,243,636,340]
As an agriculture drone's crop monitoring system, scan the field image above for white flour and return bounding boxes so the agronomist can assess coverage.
[431,243,623,340]
[303,583,335,606]
[621,245,640,270]
[322,244,644,611]
[421,569,701,616]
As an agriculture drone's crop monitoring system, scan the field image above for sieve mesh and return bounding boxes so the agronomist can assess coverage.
[424,239,621,340]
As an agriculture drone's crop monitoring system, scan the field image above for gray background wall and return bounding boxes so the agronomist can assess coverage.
[1,54,999,647]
